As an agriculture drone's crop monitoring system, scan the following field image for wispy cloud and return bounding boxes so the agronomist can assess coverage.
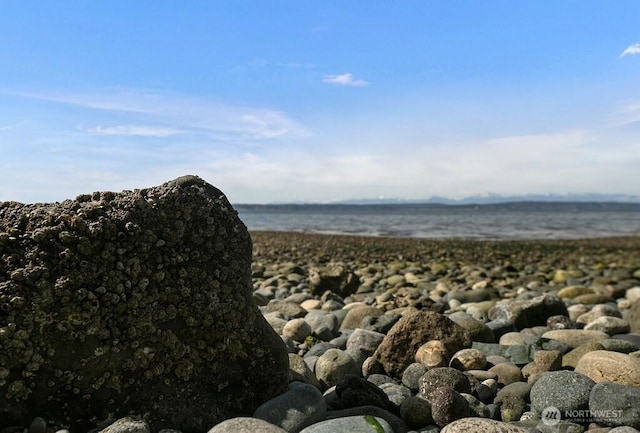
[84,125,184,137]
[620,42,640,57]
[15,88,308,140]
[322,73,369,87]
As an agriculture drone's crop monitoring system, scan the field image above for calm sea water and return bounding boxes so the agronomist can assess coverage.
[235,202,640,240]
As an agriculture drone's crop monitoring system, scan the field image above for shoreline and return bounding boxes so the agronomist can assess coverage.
[250,230,640,268]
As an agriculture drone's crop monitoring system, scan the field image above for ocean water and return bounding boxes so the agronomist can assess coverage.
[235,202,640,240]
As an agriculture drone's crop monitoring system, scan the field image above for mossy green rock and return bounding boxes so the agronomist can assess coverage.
[0,176,289,433]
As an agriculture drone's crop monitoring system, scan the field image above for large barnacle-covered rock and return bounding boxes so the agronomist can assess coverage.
[0,175,289,433]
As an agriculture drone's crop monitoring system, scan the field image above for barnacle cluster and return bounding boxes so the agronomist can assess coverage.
[0,175,289,432]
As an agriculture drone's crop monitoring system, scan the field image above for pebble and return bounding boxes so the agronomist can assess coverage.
[253,381,326,432]
[401,362,428,392]
[574,350,640,386]
[494,382,531,422]
[440,417,538,433]
[541,329,610,348]
[315,348,360,389]
[449,348,487,371]
[98,417,150,433]
[415,340,449,368]
[429,387,470,428]
[418,367,472,398]
[529,370,595,414]
[488,362,524,386]
[589,382,640,429]
[583,316,631,335]
[346,328,386,357]
[298,415,394,433]
[283,318,313,341]
[206,417,288,433]
[400,395,433,429]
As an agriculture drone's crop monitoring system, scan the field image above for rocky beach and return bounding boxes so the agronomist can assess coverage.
[2,178,640,433]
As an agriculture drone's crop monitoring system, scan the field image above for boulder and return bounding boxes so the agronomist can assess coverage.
[0,176,289,432]
[373,311,471,378]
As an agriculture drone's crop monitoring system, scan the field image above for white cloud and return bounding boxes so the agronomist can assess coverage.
[16,88,308,141]
[85,125,184,137]
[322,73,369,87]
[620,42,640,57]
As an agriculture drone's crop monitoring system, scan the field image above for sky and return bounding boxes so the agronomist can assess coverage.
[1,1,639,204]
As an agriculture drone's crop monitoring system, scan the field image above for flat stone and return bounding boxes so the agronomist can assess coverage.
[99,417,150,433]
[207,417,288,433]
[440,417,537,433]
[487,294,568,330]
[541,329,610,348]
[253,382,326,432]
[575,350,640,386]
[584,316,630,335]
[298,415,394,433]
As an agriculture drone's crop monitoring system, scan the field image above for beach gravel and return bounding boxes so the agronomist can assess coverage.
[5,212,640,432]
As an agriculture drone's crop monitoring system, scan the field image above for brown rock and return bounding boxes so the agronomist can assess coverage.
[309,263,360,298]
[373,312,471,378]
[574,350,640,386]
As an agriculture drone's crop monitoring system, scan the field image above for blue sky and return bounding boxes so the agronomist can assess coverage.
[1,1,639,203]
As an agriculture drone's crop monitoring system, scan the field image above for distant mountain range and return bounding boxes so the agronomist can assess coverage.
[330,193,640,205]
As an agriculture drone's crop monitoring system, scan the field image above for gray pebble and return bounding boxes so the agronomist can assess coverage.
[315,348,360,389]
[253,381,326,432]
[298,415,394,433]
[206,417,288,433]
[440,417,537,432]
[589,382,640,429]
[530,370,595,414]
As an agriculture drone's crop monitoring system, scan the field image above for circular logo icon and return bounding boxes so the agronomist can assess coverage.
[541,406,561,426]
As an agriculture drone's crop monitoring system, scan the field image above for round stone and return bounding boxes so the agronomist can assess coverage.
[429,387,470,428]
[315,349,360,390]
[449,348,487,371]
[282,318,312,341]
[530,370,595,414]
[574,350,640,386]
[415,340,449,369]
[400,395,433,429]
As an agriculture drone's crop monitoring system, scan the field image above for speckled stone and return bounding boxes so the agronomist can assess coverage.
[298,415,394,433]
[541,329,610,348]
[206,417,288,433]
[575,350,640,386]
[0,176,289,433]
[530,370,595,414]
[440,417,536,433]
[589,382,640,429]
[374,311,471,378]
